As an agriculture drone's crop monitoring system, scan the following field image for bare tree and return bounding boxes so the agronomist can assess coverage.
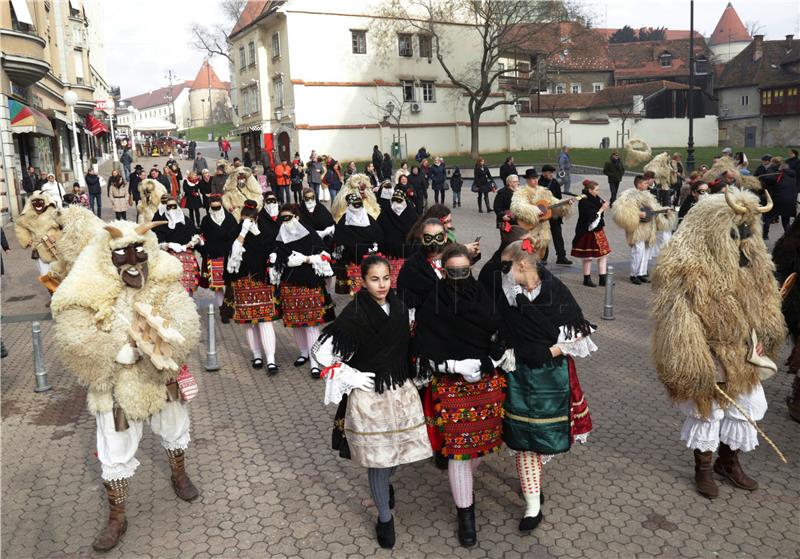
[376,0,586,158]
[604,84,638,147]
[365,88,410,159]
[539,95,569,156]
[188,0,249,63]
[744,20,764,38]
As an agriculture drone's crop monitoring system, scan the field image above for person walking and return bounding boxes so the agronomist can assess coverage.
[558,146,572,194]
[243,147,252,169]
[430,157,447,205]
[372,145,384,180]
[275,159,292,205]
[602,151,624,206]
[108,172,129,220]
[450,167,463,208]
[85,168,102,216]
[473,157,495,214]
[193,152,208,175]
[120,148,133,182]
[499,156,517,186]
[323,159,343,201]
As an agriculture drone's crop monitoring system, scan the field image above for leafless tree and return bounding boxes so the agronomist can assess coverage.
[188,0,249,63]
[744,20,764,38]
[375,0,587,158]
[604,84,638,147]
[365,88,410,159]
[539,95,569,156]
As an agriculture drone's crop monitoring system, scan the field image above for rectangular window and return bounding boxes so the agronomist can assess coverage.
[398,34,413,57]
[762,91,771,105]
[660,55,672,67]
[556,84,565,94]
[351,30,366,54]
[593,83,603,92]
[74,51,84,84]
[248,41,256,66]
[401,80,415,102]
[239,47,246,70]
[741,95,749,106]
[571,83,580,94]
[518,99,531,113]
[695,58,709,74]
[774,89,784,104]
[271,32,280,58]
[418,35,432,58]
[719,127,728,141]
[421,81,435,102]
[273,77,284,108]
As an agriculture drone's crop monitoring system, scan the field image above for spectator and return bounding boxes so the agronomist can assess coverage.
[21,165,37,204]
[243,147,252,169]
[188,140,197,159]
[36,170,48,189]
[449,166,463,208]
[381,153,393,183]
[232,157,242,168]
[473,157,494,214]
[344,161,358,183]
[761,157,796,239]
[164,162,181,199]
[182,171,203,227]
[602,151,625,206]
[149,166,170,191]
[493,173,519,228]
[734,152,751,176]
[211,164,227,195]
[429,156,447,205]
[787,148,800,189]
[106,169,123,198]
[558,145,572,194]
[275,159,292,204]
[323,159,343,201]
[120,148,133,182]
[499,156,517,185]
[394,161,409,185]
[129,167,144,213]
[85,169,102,216]
[221,138,231,160]
[198,168,214,210]
[109,173,129,220]
[415,146,431,163]
[72,183,89,207]
[371,145,383,179]
[290,160,304,204]
[364,162,379,191]
[755,154,772,177]
[306,156,323,197]
[678,181,708,225]
[193,152,208,174]
[408,165,428,211]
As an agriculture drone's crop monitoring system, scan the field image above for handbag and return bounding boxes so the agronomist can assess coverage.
[471,183,479,193]
[177,364,199,401]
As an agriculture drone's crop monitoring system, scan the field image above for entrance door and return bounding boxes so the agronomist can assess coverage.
[277,131,290,163]
[744,126,756,148]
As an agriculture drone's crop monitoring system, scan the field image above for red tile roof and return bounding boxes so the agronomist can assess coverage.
[594,28,703,41]
[123,82,192,110]
[708,2,751,46]
[191,60,227,91]
[609,39,710,80]
[505,22,613,71]
[534,80,691,111]
[229,0,283,39]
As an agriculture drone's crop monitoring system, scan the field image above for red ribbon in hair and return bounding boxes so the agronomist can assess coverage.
[522,238,535,254]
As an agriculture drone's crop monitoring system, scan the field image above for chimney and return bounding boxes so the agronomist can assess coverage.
[787,34,795,42]
[753,35,764,62]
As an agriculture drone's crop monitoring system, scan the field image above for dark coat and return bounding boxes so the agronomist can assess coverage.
[539,176,564,224]
[182,179,203,209]
[429,163,446,190]
[372,149,383,177]
[22,172,37,194]
[473,165,495,193]
[380,158,393,182]
[493,186,514,225]
[761,166,797,218]
[211,174,227,195]
[129,174,142,202]
[602,157,625,183]
[499,162,517,185]
[85,173,102,195]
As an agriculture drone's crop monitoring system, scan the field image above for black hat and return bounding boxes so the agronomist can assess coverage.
[392,188,407,202]
[761,154,773,161]
[523,168,538,179]
[134,164,143,171]
[541,164,556,173]
[345,192,362,206]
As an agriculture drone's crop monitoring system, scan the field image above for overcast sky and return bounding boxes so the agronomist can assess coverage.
[104,0,800,96]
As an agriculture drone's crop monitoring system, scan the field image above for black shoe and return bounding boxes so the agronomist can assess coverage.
[519,511,543,532]
[267,363,279,376]
[598,274,607,287]
[434,453,448,470]
[630,276,642,285]
[310,367,321,379]
[294,355,309,367]
[541,260,548,266]
[456,505,477,547]
[638,275,651,283]
[220,314,230,324]
[252,358,263,369]
[375,516,395,549]
[478,209,483,213]
[583,275,596,287]
[556,257,573,265]
[0,341,7,359]
[540,492,544,504]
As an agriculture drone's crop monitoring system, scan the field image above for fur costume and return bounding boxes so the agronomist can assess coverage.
[509,185,572,256]
[137,179,168,224]
[612,188,665,247]
[14,191,60,262]
[330,173,381,222]
[222,167,262,220]
[701,156,761,192]
[623,138,652,169]
[643,152,676,188]
[50,205,105,281]
[651,188,784,419]
[216,159,234,175]
[51,220,200,421]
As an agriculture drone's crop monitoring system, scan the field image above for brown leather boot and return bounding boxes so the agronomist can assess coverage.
[788,375,800,423]
[693,450,719,499]
[714,443,759,491]
[166,448,200,501]
[92,478,128,552]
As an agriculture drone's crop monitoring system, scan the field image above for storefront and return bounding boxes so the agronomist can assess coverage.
[232,122,262,166]
[8,99,56,211]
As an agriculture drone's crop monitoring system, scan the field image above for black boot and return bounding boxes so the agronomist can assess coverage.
[598,274,607,286]
[375,516,395,549]
[456,505,477,547]
[630,276,642,285]
[583,275,596,287]
[389,484,395,509]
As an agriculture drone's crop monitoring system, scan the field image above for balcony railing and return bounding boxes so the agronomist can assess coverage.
[499,76,532,91]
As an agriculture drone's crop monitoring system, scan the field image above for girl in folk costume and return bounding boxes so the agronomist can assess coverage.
[414,243,506,548]
[226,200,282,374]
[198,194,238,307]
[313,255,431,550]
[499,239,595,533]
[298,187,335,242]
[478,224,532,309]
[275,204,336,379]
[153,199,202,295]
[333,193,385,295]
[182,171,204,228]
[571,179,612,287]
[376,188,417,287]
[395,218,448,310]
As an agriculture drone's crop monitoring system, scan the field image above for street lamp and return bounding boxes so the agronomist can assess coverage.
[201,99,207,126]
[64,90,85,186]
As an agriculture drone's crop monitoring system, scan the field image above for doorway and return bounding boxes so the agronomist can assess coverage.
[744,126,756,148]
[277,131,290,163]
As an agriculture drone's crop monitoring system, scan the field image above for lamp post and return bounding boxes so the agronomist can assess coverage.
[201,99,207,126]
[64,90,85,186]
[686,0,696,173]
[108,101,119,169]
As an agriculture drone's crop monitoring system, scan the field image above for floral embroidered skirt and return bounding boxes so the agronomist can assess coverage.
[571,230,611,259]
[200,256,225,290]
[280,284,336,327]
[231,276,280,324]
[168,250,200,295]
[424,370,506,460]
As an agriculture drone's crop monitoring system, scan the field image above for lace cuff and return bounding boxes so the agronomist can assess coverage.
[556,326,598,358]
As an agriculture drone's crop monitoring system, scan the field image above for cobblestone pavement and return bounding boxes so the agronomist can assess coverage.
[2,173,799,559]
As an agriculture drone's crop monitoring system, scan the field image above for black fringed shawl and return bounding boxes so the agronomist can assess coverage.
[333,215,384,265]
[300,203,335,231]
[500,265,595,368]
[414,277,501,377]
[377,205,417,258]
[572,193,605,243]
[396,249,440,309]
[316,289,411,393]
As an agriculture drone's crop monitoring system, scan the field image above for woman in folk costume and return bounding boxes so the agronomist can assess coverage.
[499,239,595,533]
[478,224,531,309]
[652,188,784,498]
[772,219,800,422]
[275,203,336,379]
[225,200,281,374]
[376,187,417,287]
[153,199,202,295]
[198,194,238,307]
[333,192,385,295]
[182,171,204,228]
[395,218,449,311]
[571,179,612,287]
[50,220,200,552]
[313,255,431,549]
[298,187,335,243]
[414,243,506,548]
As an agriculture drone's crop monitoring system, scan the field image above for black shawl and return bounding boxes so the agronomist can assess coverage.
[300,203,335,231]
[225,227,276,282]
[317,289,411,393]
[377,205,417,258]
[257,209,283,240]
[414,276,501,376]
[500,265,594,368]
[332,216,384,265]
[477,247,510,310]
[154,220,197,245]
[573,194,605,242]
[275,226,328,288]
[396,249,440,309]
[199,210,238,258]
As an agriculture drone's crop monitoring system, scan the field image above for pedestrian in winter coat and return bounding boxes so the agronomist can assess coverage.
[473,158,495,213]
[109,173,129,220]
[84,169,102,216]
[372,145,383,179]
[558,146,572,194]
[499,156,517,185]
[243,148,253,169]
[182,171,204,227]
[394,161,410,186]
[290,161,304,203]
[381,153,393,184]
[323,160,343,200]
[450,167,463,208]
[193,153,208,174]
[762,158,797,238]
[364,162,379,191]
[221,138,231,160]
[129,168,144,207]
[307,157,323,197]
[120,149,133,182]
[602,151,625,205]
[408,166,428,211]
[430,157,447,205]
[787,148,800,189]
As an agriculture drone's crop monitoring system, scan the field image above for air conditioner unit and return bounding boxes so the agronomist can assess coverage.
[410,102,421,113]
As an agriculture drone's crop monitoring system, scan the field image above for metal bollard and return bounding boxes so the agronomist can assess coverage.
[602,265,615,321]
[32,321,53,392]
[205,304,220,371]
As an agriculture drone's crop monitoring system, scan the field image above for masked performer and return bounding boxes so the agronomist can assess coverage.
[499,239,595,533]
[47,205,104,291]
[137,179,168,224]
[50,220,200,551]
[395,218,449,311]
[330,172,381,223]
[275,204,336,378]
[478,224,531,308]
[612,174,670,284]
[153,199,202,295]
[15,191,60,280]
[333,193,384,295]
[199,194,238,306]
[571,179,611,287]
[376,179,396,211]
[377,187,417,287]
[223,167,262,221]
[313,255,431,549]
[652,188,784,498]
[772,220,800,421]
[509,169,573,261]
[226,200,282,374]
[414,243,506,548]
[298,187,335,242]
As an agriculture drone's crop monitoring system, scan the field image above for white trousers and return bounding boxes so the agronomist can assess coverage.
[630,241,651,277]
[678,384,766,453]
[35,259,50,276]
[651,231,672,259]
[96,400,191,481]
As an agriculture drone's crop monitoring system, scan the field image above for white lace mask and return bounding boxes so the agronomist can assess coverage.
[304,201,316,212]
[265,203,279,217]
[391,201,407,215]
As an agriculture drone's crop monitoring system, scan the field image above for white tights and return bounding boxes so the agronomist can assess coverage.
[582,255,608,275]
[245,322,276,363]
[292,326,321,368]
[214,290,224,307]
[448,457,482,508]
[516,451,542,518]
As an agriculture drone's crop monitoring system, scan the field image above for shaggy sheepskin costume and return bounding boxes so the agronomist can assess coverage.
[50,219,201,551]
[49,205,104,282]
[651,188,784,498]
[509,186,571,258]
[137,179,167,224]
[623,138,652,169]
[613,187,671,280]
[644,152,677,190]
[222,167,262,220]
[15,191,60,278]
[702,156,761,192]
[330,173,381,222]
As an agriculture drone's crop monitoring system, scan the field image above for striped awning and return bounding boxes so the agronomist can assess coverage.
[9,99,54,136]
[85,114,109,136]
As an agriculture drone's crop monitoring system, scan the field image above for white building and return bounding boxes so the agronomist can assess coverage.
[708,2,752,65]
[116,82,192,131]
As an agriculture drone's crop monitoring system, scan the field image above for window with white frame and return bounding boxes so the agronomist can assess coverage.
[351,30,366,54]
[271,32,280,58]
[74,51,84,84]
[556,84,565,94]
[695,56,708,75]
[239,47,246,70]
[401,80,415,102]
[741,95,749,106]
[272,77,284,108]
[398,34,413,57]
[418,35,433,58]
[660,52,672,67]
[421,80,435,102]
[248,41,256,66]
[571,83,580,94]
[592,82,603,92]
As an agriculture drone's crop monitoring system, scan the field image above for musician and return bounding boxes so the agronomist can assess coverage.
[538,165,573,265]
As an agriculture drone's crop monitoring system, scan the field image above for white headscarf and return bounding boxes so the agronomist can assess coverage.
[276,216,310,243]
[380,187,394,200]
[304,200,317,213]
[265,202,279,218]
[345,205,370,227]
[209,207,225,226]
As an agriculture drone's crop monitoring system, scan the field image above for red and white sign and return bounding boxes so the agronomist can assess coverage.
[94,99,107,110]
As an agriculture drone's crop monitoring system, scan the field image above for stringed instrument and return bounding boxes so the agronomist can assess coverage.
[536,195,585,221]
[639,207,674,222]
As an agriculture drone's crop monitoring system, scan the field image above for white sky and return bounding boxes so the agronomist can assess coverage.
[104,0,800,96]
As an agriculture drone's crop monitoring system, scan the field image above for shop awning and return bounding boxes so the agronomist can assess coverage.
[10,0,34,25]
[9,99,54,136]
[231,123,263,135]
[85,114,108,136]
[132,117,177,131]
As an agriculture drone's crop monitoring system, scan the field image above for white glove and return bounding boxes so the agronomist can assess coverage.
[317,225,335,238]
[159,242,169,250]
[337,365,375,392]
[188,234,203,247]
[268,266,281,285]
[492,349,516,372]
[227,240,245,273]
[168,242,185,253]
[448,358,483,383]
[307,253,333,277]
[239,218,253,237]
[115,343,142,365]
[269,252,277,264]
[287,251,306,267]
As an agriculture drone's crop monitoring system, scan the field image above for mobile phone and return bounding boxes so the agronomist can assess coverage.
[474,236,482,243]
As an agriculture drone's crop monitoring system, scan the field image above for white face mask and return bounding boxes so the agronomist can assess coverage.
[166,208,185,229]
[304,200,316,212]
[380,187,394,200]
[345,205,369,227]
[276,216,309,243]
[209,207,225,225]
[158,203,166,214]
[266,203,279,217]
[391,201,407,215]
